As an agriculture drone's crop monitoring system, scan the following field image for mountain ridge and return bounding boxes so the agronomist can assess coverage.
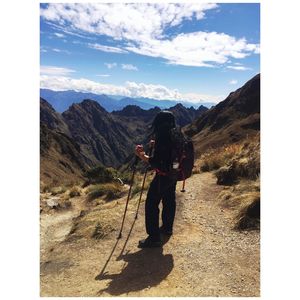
[184,73,260,155]
[40,88,213,113]
[40,73,260,185]
[40,98,207,185]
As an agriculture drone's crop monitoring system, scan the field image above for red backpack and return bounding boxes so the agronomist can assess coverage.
[170,128,194,192]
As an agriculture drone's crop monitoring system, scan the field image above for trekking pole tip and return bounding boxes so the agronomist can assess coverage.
[181,189,186,192]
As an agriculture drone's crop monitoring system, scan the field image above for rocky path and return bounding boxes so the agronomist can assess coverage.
[40,172,260,297]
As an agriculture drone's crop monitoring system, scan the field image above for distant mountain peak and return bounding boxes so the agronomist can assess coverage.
[171,103,185,109]
[114,105,144,115]
[69,99,108,113]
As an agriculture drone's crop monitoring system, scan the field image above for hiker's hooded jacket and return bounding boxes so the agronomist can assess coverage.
[149,138,173,173]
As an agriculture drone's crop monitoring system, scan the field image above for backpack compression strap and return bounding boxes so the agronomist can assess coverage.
[179,151,186,192]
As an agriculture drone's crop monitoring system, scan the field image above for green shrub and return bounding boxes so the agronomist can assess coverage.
[119,171,132,184]
[84,166,116,184]
[87,183,123,201]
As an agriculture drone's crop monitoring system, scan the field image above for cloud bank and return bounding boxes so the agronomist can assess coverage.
[40,71,223,104]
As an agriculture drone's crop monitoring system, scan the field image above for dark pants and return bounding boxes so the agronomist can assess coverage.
[145,174,177,239]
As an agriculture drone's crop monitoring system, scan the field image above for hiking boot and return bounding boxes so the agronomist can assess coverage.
[138,236,162,248]
[159,226,173,236]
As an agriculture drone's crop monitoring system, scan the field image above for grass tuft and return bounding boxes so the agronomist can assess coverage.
[199,135,259,185]
[87,183,124,201]
[69,186,81,198]
[50,186,67,195]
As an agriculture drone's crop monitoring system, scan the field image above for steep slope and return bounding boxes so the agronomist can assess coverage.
[168,103,208,127]
[112,105,160,140]
[185,74,260,155]
[40,118,87,186]
[40,97,209,185]
[62,100,137,167]
[40,98,70,135]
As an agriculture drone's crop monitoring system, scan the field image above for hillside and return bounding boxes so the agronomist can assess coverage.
[40,98,70,135]
[40,99,206,186]
[185,74,260,156]
[40,123,87,187]
[40,98,88,186]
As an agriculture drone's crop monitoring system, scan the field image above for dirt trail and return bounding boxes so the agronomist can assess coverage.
[40,195,86,257]
[40,172,260,297]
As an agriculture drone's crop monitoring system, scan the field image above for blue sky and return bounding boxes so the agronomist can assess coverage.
[40,2,260,104]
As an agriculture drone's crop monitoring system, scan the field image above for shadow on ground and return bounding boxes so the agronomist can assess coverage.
[96,245,174,296]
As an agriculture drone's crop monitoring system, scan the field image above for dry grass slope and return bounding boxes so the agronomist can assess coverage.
[196,134,260,230]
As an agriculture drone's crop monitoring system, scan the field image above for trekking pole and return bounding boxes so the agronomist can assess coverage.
[134,143,154,219]
[117,156,139,239]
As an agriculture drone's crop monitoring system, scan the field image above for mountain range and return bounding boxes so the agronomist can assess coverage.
[40,73,260,185]
[40,99,208,185]
[40,88,215,113]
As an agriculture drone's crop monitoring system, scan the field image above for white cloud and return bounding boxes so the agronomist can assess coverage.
[121,64,138,71]
[126,32,259,67]
[52,48,71,54]
[229,79,238,85]
[40,66,76,76]
[40,75,223,104]
[96,74,110,77]
[40,3,218,41]
[88,43,128,54]
[104,63,117,69]
[54,32,65,38]
[40,3,259,67]
[227,65,251,71]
